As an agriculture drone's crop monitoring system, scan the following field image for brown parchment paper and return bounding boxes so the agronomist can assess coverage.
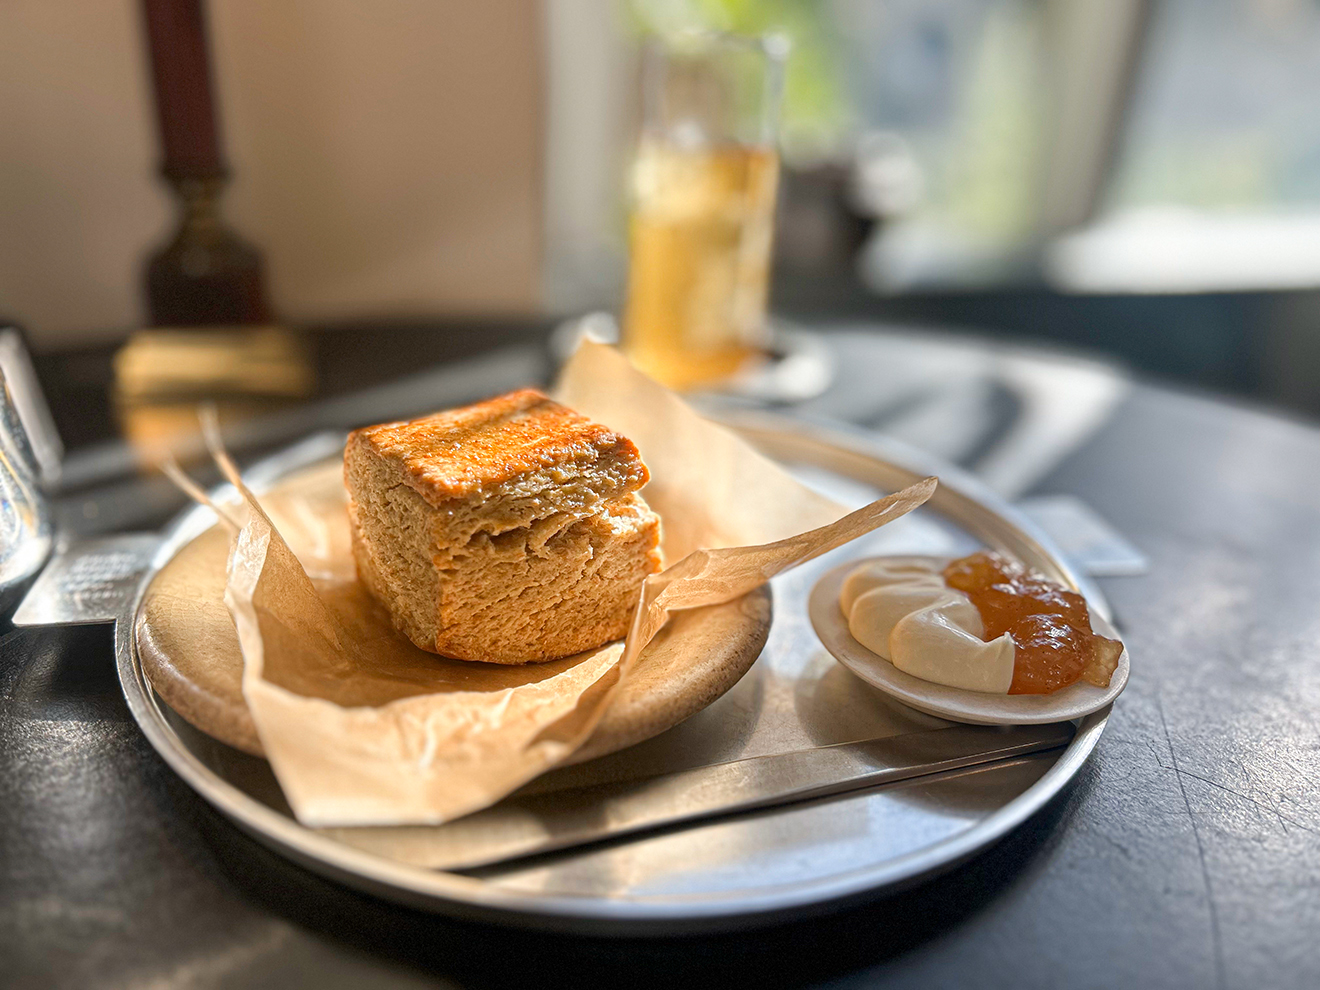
[216,343,935,826]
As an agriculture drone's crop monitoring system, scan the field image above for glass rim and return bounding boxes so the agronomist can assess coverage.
[638,27,787,148]
[645,28,790,65]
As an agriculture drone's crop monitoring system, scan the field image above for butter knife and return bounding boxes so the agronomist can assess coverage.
[322,721,1075,872]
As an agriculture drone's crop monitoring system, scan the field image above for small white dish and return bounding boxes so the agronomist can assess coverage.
[809,556,1129,725]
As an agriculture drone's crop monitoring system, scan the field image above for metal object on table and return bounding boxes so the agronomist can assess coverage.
[87,413,1112,933]
[1017,493,1148,577]
[13,533,163,627]
[320,722,1074,871]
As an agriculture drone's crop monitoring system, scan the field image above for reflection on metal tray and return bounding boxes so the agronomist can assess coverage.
[112,414,1112,934]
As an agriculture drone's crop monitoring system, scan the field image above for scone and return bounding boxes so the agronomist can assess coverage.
[344,388,663,663]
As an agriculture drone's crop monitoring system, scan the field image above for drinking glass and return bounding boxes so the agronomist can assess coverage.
[622,32,787,390]
[0,368,51,616]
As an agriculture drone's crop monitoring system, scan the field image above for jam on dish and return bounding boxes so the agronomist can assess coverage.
[943,551,1122,695]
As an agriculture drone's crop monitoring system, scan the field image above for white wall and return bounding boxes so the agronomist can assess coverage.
[0,0,545,348]
[540,0,636,314]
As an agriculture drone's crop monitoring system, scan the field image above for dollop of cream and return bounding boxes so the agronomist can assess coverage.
[840,557,1015,694]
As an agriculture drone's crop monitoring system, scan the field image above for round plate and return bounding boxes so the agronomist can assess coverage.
[133,456,772,764]
[114,415,1115,934]
[809,556,1129,725]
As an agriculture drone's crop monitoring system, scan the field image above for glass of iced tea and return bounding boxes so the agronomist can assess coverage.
[622,32,787,390]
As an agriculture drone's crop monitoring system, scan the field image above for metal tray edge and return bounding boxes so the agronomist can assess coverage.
[113,415,1113,934]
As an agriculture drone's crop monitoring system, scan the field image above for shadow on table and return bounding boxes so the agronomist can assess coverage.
[186,764,1092,989]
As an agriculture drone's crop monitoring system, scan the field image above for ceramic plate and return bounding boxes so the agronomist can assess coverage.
[809,556,1128,725]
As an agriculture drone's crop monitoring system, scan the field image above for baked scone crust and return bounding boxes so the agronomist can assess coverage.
[348,388,648,503]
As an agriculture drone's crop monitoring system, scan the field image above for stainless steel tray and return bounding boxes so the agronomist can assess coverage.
[111,414,1111,934]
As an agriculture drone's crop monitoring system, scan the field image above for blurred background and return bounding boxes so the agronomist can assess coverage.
[6,0,1320,538]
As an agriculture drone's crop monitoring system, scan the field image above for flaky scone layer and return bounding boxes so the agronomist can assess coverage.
[350,492,662,663]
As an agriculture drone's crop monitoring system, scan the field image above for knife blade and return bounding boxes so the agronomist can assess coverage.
[321,721,1075,872]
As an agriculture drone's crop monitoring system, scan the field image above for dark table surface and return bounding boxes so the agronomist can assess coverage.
[6,324,1320,989]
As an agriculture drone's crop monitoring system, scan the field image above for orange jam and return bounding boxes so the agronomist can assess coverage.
[943,551,1122,695]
